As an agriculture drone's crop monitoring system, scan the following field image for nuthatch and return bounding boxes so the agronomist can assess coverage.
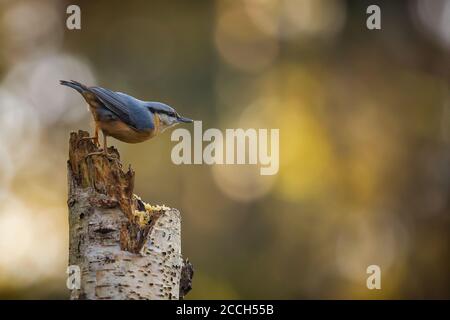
[60,80,193,155]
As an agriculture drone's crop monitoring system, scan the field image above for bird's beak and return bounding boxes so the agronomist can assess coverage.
[177,117,193,123]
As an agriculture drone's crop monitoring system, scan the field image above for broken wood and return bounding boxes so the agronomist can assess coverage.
[67,130,193,300]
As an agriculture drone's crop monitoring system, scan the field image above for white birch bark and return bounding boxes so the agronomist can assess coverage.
[67,130,191,300]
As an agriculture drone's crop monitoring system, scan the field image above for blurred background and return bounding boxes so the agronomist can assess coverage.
[0,0,449,299]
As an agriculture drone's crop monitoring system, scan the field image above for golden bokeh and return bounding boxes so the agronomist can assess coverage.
[0,0,448,299]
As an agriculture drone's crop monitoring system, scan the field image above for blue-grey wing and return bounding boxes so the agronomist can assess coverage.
[90,87,153,130]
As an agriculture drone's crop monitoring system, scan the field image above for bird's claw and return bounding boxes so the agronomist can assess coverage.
[78,136,100,147]
[84,151,117,161]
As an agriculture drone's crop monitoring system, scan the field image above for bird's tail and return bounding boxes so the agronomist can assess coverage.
[177,116,193,123]
[60,80,88,93]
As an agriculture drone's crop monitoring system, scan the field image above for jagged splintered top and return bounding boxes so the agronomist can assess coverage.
[68,130,170,253]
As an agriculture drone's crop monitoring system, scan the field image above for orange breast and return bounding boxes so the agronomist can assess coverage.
[153,112,161,134]
[99,120,155,143]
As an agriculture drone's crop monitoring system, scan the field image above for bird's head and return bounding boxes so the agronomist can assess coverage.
[146,101,193,133]
[155,111,193,133]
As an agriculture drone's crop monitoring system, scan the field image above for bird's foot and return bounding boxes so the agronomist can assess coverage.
[78,136,100,147]
[84,150,117,161]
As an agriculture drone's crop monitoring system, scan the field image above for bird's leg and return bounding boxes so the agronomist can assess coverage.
[93,124,99,146]
[103,133,108,154]
[78,123,100,146]
[84,132,116,160]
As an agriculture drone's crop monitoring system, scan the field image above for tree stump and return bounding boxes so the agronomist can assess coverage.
[67,130,193,300]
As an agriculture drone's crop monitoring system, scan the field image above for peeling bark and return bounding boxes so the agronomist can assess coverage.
[67,130,192,300]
